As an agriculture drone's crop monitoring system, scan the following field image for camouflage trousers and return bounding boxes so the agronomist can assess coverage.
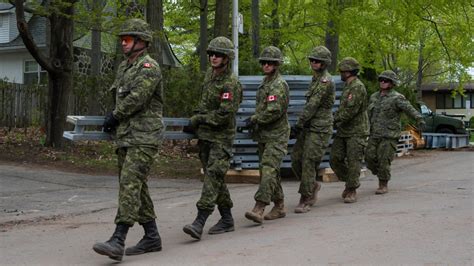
[114,146,158,225]
[329,136,367,189]
[196,140,233,212]
[254,140,288,204]
[291,130,331,196]
[365,137,397,181]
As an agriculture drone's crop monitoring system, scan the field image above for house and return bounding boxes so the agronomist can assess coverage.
[0,3,180,85]
[421,82,474,121]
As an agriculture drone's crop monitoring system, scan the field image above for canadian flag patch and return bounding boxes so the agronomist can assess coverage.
[144,63,152,68]
[348,93,353,100]
[221,92,232,100]
[267,95,277,102]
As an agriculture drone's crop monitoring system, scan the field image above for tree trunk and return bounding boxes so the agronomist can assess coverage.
[147,0,164,65]
[324,0,342,73]
[214,0,230,38]
[199,0,208,72]
[251,0,260,58]
[88,0,103,115]
[415,38,425,101]
[46,6,75,147]
[270,0,280,46]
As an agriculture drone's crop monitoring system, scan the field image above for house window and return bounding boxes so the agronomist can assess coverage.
[24,60,47,85]
[453,94,464,109]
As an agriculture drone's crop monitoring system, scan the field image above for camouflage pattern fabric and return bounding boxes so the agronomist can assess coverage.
[334,77,369,137]
[251,72,290,142]
[111,53,164,148]
[114,146,158,225]
[258,46,283,63]
[365,138,398,181]
[193,67,242,143]
[292,131,331,196]
[193,67,241,211]
[251,71,290,204]
[329,136,367,189]
[294,70,335,133]
[207,36,235,59]
[254,140,287,204]
[338,57,360,72]
[368,90,423,139]
[196,140,234,211]
[119,18,153,42]
[308,46,332,64]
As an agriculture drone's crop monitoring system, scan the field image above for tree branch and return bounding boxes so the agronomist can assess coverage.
[420,10,452,63]
[9,0,50,17]
[14,0,55,73]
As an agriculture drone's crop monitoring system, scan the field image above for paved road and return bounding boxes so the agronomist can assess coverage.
[0,150,472,265]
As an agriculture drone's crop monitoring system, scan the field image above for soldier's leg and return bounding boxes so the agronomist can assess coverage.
[365,137,380,176]
[114,146,156,225]
[329,136,348,182]
[376,138,397,182]
[344,137,367,189]
[207,142,233,210]
[254,140,288,204]
[291,131,306,180]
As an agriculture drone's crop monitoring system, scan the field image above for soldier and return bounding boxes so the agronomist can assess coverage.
[330,57,369,203]
[291,46,335,213]
[182,37,242,240]
[93,19,164,261]
[244,46,290,224]
[366,70,425,194]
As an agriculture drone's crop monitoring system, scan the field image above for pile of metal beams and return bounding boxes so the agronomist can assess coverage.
[422,133,470,149]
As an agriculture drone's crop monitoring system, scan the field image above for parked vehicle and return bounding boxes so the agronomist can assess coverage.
[419,102,467,134]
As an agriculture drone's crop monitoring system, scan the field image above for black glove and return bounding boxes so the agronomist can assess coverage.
[290,125,303,139]
[103,112,119,133]
[182,125,196,134]
[244,117,254,128]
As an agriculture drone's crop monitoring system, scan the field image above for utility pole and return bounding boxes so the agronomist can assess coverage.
[232,0,239,76]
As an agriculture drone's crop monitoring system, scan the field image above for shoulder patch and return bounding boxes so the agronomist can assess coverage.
[221,92,233,101]
[267,95,277,102]
[348,93,353,101]
[143,62,152,68]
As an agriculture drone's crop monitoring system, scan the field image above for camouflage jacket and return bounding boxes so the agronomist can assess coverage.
[111,53,164,148]
[334,78,369,137]
[295,70,335,133]
[195,67,242,143]
[251,72,290,142]
[368,90,423,139]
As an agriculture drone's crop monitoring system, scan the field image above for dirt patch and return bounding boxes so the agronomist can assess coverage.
[0,127,201,179]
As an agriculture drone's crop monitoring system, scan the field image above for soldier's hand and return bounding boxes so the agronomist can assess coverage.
[190,115,204,128]
[182,125,196,135]
[290,125,302,139]
[103,112,119,133]
[244,117,255,128]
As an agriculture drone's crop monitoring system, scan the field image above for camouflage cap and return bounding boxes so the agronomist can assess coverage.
[308,46,332,64]
[119,18,153,42]
[259,46,283,63]
[338,57,360,72]
[379,70,399,85]
[207,36,235,59]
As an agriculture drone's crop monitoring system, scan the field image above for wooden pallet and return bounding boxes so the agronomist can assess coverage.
[225,169,260,184]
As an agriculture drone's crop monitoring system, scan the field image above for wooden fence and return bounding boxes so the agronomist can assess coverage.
[0,81,90,128]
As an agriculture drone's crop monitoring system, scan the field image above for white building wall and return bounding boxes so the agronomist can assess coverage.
[0,51,35,84]
[0,13,9,43]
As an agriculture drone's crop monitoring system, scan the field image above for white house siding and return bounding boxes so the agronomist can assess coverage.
[8,11,18,42]
[0,13,9,44]
[0,51,36,84]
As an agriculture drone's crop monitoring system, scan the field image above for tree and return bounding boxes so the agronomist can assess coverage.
[13,0,77,148]
[146,0,165,65]
[250,0,260,58]
[213,0,230,38]
[199,0,208,71]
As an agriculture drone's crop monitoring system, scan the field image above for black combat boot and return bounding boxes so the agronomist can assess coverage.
[208,207,235,234]
[183,209,211,240]
[125,220,162,256]
[93,223,130,261]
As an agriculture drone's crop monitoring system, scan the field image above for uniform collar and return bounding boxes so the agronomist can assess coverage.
[211,66,231,81]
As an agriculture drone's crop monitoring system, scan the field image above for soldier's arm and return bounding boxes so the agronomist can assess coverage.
[296,83,328,128]
[113,65,161,120]
[200,82,241,127]
[253,82,289,125]
[335,85,365,125]
[397,95,423,122]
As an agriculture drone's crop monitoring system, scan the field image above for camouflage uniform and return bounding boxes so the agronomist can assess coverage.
[292,48,335,197]
[251,70,290,204]
[193,67,242,212]
[110,51,164,225]
[330,58,369,190]
[366,71,423,182]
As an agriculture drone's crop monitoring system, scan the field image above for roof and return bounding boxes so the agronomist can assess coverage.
[0,3,14,11]
[421,82,474,92]
[0,15,47,50]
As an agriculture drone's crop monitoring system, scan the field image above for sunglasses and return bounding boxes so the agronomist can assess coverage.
[309,59,323,64]
[378,78,392,83]
[260,60,277,66]
[207,51,226,58]
[120,36,135,44]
